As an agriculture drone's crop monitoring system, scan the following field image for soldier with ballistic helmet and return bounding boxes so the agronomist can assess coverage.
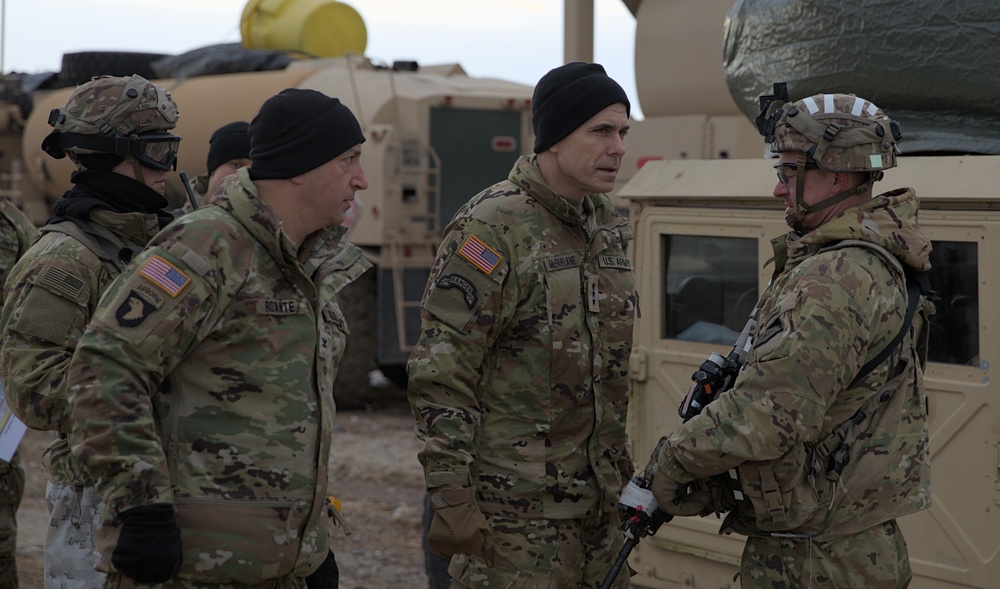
[642,84,936,588]
[0,74,179,589]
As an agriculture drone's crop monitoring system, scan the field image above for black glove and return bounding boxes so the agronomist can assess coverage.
[111,503,182,584]
[305,549,340,589]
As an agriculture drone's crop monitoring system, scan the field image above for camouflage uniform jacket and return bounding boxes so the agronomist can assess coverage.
[0,197,38,289]
[658,187,934,541]
[0,205,161,486]
[69,168,370,584]
[408,155,636,520]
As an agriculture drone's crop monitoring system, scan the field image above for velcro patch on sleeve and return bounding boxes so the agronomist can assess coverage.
[115,290,159,327]
[458,234,502,275]
[36,266,87,303]
[435,274,478,309]
[139,255,190,297]
[598,254,633,270]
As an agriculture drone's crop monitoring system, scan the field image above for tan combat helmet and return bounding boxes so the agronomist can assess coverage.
[41,74,181,179]
[754,82,902,231]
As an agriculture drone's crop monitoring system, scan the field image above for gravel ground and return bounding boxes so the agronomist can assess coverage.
[14,396,431,589]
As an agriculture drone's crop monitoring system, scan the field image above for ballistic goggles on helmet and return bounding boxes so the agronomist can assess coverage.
[42,130,181,171]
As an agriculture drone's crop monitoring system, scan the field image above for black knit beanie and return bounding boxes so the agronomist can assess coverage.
[531,62,630,153]
[248,89,366,180]
[206,121,251,174]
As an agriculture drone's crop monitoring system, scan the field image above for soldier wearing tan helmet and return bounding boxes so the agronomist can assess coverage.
[644,84,935,588]
[0,74,179,589]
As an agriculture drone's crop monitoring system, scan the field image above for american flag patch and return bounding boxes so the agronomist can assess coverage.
[458,234,502,275]
[139,255,190,297]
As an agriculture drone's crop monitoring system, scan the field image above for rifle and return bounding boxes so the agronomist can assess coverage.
[600,301,761,589]
[179,171,199,211]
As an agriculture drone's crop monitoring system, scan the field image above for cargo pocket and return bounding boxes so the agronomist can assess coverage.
[173,498,313,584]
[738,444,824,533]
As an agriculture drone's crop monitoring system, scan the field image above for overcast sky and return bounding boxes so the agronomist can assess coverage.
[0,0,641,116]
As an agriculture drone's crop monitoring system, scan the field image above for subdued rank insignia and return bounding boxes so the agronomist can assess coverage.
[116,290,156,327]
[458,234,502,275]
[436,274,478,309]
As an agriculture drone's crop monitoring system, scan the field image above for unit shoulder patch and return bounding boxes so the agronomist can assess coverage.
[116,290,158,327]
[436,274,478,309]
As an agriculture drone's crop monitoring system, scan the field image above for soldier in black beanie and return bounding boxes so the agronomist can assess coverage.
[531,61,631,153]
[181,121,253,211]
[64,87,369,587]
[410,61,635,589]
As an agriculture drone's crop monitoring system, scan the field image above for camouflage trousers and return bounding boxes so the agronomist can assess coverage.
[740,520,912,589]
[44,481,105,589]
[447,510,631,589]
[0,452,25,589]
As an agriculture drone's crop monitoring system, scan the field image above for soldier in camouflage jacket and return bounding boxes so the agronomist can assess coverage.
[0,75,179,589]
[650,91,934,589]
[0,193,37,589]
[408,63,637,589]
[68,89,369,588]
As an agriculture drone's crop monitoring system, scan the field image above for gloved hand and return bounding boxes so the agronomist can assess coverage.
[427,486,495,566]
[651,457,712,517]
[111,503,182,583]
[305,549,339,589]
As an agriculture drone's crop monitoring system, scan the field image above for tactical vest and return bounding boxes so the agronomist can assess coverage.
[719,240,934,539]
[39,217,141,277]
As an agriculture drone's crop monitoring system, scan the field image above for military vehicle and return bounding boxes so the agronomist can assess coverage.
[0,0,537,407]
[618,0,998,587]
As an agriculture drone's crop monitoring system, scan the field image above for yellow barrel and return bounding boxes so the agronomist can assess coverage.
[240,0,367,57]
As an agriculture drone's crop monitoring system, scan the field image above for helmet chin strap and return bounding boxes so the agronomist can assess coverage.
[787,152,874,233]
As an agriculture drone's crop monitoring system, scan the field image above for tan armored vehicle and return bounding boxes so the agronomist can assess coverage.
[0,0,536,407]
[619,0,997,587]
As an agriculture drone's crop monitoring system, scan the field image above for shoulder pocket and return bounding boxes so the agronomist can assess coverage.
[423,255,505,333]
[14,267,90,346]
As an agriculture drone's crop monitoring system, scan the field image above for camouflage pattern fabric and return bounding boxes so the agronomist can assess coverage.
[0,206,162,486]
[1,201,158,589]
[43,482,105,589]
[656,188,932,568]
[771,93,898,174]
[69,168,370,587]
[0,454,25,589]
[446,510,630,589]
[741,520,911,589]
[0,194,38,589]
[408,155,636,586]
[53,75,178,138]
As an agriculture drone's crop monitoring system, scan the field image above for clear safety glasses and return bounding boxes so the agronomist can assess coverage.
[774,161,820,185]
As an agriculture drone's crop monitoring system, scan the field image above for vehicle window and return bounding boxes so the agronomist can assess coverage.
[662,234,759,344]
[927,241,979,366]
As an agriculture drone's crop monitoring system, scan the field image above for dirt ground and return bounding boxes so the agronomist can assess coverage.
[14,395,433,589]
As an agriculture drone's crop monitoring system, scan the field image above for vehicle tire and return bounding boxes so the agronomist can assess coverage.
[333,268,404,409]
[58,51,170,87]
